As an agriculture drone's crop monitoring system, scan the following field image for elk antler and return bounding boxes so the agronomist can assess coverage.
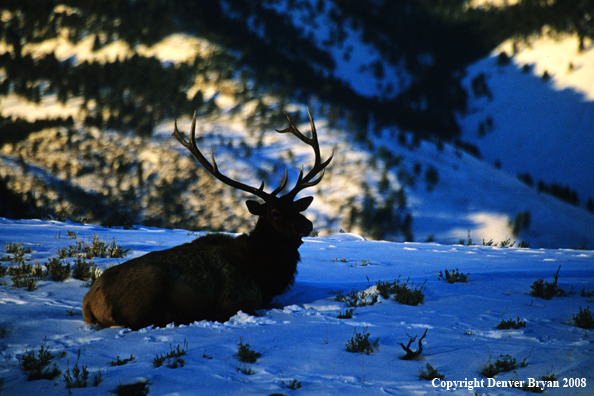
[275,108,334,200]
[173,112,288,202]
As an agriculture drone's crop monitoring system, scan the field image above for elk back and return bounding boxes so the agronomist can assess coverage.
[83,234,262,330]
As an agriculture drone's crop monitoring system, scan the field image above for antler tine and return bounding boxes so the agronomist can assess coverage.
[270,169,289,196]
[275,108,316,146]
[173,112,273,202]
[275,108,333,199]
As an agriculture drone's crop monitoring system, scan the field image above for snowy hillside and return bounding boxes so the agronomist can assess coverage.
[0,218,593,395]
[2,2,594,251]
[459,32,594,205]
[257,0,412,99]
[2,27,594,248]
[3,97,594,249]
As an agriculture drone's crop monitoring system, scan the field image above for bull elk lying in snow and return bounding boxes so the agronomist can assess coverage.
[83,110,332,330]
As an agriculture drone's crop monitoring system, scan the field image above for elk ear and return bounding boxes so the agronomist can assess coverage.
[246,200,265,216]
[294,196,314,212]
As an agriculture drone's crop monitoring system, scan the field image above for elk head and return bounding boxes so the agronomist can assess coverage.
[173,109,333,244]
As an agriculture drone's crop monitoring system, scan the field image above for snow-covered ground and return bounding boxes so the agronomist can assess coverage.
[1,218,593,395]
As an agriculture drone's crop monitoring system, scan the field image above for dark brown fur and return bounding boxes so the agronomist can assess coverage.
[83,110,331,330]
[83,197,311,329]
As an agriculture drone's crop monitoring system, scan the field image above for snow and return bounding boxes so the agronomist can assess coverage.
[0,94,83,122]
[467,0,520,9]
[260,0,411,99]
[459,32,594,202]
[1,218,593,395]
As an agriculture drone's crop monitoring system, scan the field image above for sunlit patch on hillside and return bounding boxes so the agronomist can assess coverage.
[466,0,520,9]
[0,94,82,121]
[453,212,512,245]
[136,34,217,65]
[497,31,594,100]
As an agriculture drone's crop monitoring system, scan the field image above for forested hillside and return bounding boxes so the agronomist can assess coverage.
[2,0,592,139]
[1,0,593,245]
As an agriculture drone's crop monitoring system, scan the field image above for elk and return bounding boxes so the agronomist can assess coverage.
[82,110,332,330]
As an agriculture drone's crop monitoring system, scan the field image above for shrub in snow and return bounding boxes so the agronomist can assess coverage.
[237,338,261,363]
[498,237,515,247]
[92,370,103,387]
[62,349,103,391]
[5,242,35,289]
[480,354,527,378]
[9,262,33,277]
[63,362,89,390]
[19,346,61,381]
[530,265,564,300]
[9,262,42,291]
[72,257,101,286]
[480,358,499,378]
[335,289,379,307]
[14,276,39,291]
[376,280,395,298]
[419,363,444,380]
[393,278,426,306]
[45,257,71,281]
[337,308,355,319]
[111,355,135,366]
[5,242,32,256]
[282,378,302,390]
[57,235,130,260]
[153,341,188,368]
[438,268,468,283]
[336,278,426,307]
[460,231,474,246]
[236,364,256,375]
[346,328,377,354]
[378,277,427,305]
[540,371,557,382]
[572,306,593,329]
[496,317,526,330]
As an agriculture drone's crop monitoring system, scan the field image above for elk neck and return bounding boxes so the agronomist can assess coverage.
[237,215,303,303]
[248,214,305,252]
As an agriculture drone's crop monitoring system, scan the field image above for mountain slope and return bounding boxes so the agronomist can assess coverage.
[459,32,594,205]
[1,2,594,249]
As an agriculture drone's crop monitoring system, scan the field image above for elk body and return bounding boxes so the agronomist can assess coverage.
[82,110,332,330]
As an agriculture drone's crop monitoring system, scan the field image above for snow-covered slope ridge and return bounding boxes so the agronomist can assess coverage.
[2,20,594,249]
[258,0,411,99]
[0,218,593,395]
[459,33,594,203]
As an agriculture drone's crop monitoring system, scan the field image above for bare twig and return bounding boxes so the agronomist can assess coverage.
[398,328,428,360]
